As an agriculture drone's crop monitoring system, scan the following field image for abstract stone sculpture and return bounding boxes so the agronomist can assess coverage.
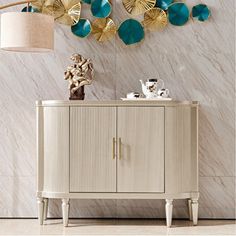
[64,53,94,100]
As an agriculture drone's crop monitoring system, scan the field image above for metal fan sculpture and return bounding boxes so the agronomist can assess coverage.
[122,0,156,15]
[32,0,81,25]
[142,8,168,31]
[92,18,117,42]
[64,53,94,100]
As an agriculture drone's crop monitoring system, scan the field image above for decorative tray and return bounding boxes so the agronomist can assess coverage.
[121,97,173,101]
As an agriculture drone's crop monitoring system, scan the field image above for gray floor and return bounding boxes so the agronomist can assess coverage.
[0,219,235,235]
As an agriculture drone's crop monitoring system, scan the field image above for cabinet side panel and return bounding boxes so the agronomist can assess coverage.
[165,106,198,194]
[36,106,44,195]
[181,107,192,192]
[191,106,199,192]
[43,107,69,193]
[70,107,116,192]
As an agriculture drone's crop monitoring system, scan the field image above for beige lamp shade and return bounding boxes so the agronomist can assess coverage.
[1,12,54,52]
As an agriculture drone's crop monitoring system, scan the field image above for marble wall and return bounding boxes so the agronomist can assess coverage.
[0,0,235,218]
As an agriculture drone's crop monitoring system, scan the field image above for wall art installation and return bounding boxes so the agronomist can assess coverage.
[27,0,211,46]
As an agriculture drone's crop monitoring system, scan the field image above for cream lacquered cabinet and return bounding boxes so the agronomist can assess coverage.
[36,100,199,227]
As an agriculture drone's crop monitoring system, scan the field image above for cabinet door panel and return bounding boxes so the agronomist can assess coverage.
[117,107,164,193]
[70,107,116,192]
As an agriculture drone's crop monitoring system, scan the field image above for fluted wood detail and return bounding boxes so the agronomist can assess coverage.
[70,107,117,192]
[117,107,165,193]
[43,107,70,193]
[165,106,198,194]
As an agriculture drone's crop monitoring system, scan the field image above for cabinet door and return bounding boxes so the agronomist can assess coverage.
[70,107,116,192]
[117,107,164,193]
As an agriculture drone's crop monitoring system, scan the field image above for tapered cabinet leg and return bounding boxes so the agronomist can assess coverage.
[165,199,173,227]
[62,198,70,227]
[37,197,44,225]
[188,199,193,221]
[191,198,199,226]
[43,198,49,220]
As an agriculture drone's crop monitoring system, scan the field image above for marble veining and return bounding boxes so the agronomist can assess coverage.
[0,0,235,218]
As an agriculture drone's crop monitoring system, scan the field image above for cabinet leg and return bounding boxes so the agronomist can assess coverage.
[43,198,49,220]
[165,199,173,227]
[37,197,44,225]
[188,199,193,221]
[62,198,70,227]
[191,198,199,226]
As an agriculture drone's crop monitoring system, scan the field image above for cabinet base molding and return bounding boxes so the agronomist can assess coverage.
[38,191,199,200]
[37,195,199,227]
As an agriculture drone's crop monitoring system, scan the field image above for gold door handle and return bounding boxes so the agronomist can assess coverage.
[112,137,116,159]
[118,138,122,159]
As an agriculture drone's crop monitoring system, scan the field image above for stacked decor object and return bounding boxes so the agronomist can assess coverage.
[26,0,211,46]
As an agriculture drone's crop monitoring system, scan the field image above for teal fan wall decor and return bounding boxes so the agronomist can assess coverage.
[192,4,211,22]
[118,19,144,45]
[155,0,173,11]
[168,2,189,26]
[28,0,211,46]
[91,0,112,18]
[82,0,91,4]
[21,5,39,12]
[71,18,92,38]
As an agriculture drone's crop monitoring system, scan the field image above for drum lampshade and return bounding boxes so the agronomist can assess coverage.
[1,12,54,52]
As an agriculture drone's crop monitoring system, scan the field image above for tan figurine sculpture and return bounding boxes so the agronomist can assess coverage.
[64,53,94,100]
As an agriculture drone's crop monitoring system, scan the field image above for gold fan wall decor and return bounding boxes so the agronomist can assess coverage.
[92,18,117,42]
[122,0,156,16]
[43,0,81,25]
[31,0,46,11]
[30,0,53,19]
[142,7,167,31]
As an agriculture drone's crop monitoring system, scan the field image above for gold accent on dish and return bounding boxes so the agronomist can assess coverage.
[118,137,121,159]
[43,0,81,25]
[142,7,167,31]
[112,137,116,159]
[92,18,117,42]
[122,0,156,16]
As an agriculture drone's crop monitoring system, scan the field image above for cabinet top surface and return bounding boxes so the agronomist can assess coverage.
[36,100,199,107]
